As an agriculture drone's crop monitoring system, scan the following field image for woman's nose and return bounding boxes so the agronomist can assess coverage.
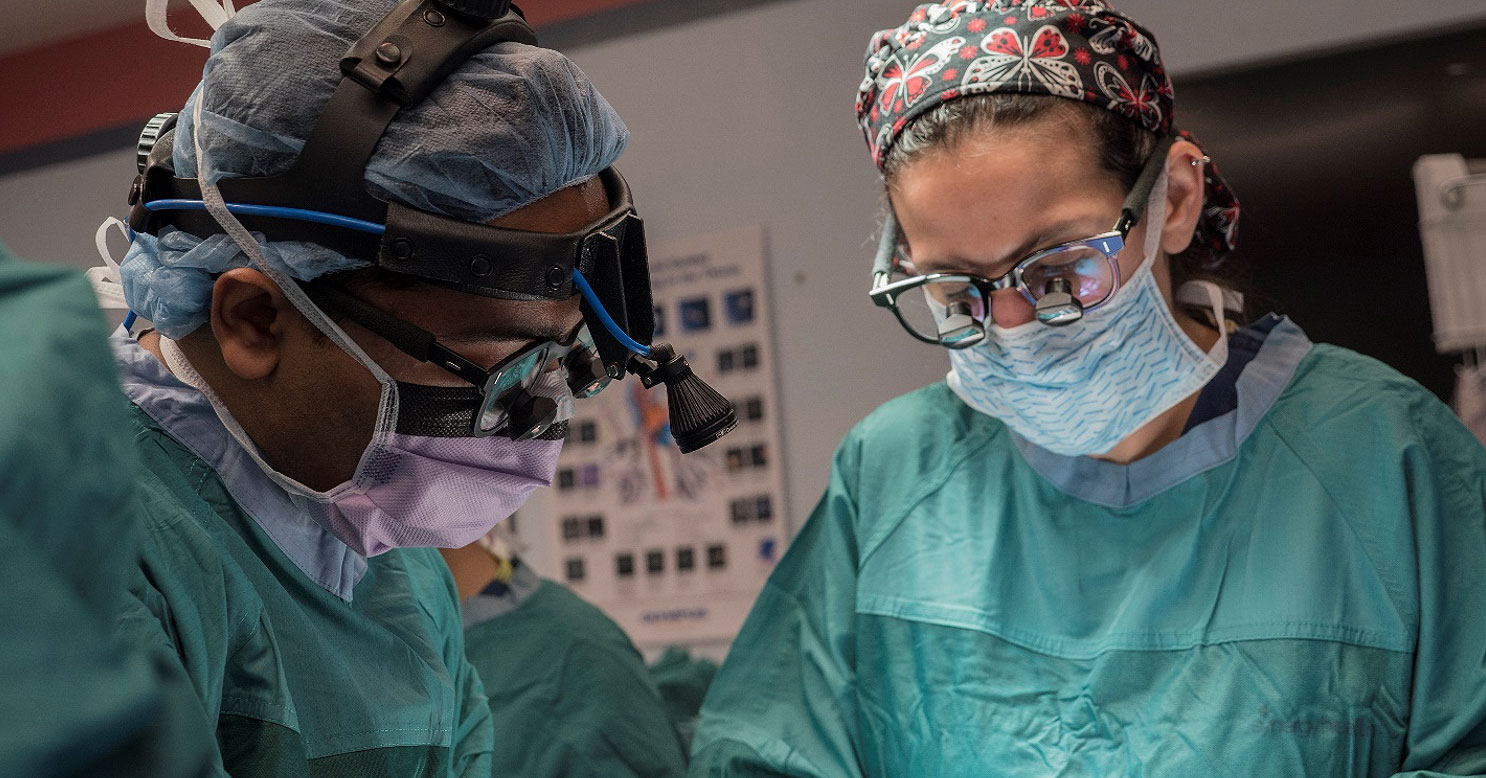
[989,288,1035,328]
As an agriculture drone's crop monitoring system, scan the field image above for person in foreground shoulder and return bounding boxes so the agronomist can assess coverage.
[689,2,1486,776]
[0,244,213,777]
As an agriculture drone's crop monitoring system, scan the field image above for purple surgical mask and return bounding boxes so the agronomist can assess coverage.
[307,429,560,557]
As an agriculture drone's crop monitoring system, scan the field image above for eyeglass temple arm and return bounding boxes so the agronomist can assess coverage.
[1114,135,1179,236]
[872,210,899,287]
[300,281,489,387]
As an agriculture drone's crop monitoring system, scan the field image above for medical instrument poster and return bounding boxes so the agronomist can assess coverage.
[541,225,787,650]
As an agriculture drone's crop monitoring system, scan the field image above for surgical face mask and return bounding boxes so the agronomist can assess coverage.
[945,174,1232,457]
[157,284,564,557]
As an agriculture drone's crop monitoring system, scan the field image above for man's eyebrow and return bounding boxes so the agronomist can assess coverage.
[439,321,571,345]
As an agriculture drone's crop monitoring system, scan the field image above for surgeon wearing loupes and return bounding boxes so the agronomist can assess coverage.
[690,2,1486,776]
[90,0,733,773]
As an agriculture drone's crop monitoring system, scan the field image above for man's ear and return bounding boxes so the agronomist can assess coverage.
[210,268,290,380]
[1159,138,1207,257]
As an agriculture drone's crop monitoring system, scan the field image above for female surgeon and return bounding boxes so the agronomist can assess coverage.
[689,2,1486,776]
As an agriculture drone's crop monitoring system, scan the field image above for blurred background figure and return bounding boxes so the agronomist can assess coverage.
[646,646,719,752]
[441,528,689,778]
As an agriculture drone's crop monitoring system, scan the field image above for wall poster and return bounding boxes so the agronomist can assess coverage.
[538,225,787,650]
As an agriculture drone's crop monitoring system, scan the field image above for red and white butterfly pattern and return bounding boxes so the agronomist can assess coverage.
[962,25,1082,99]
[1086,17,1159,64]
[875,36,967,114]
[1011,0,1083,21]
[1205,203,1240,251]
[920,1,984,33]
[857,2,1240,259]
[1093,61,1163,131]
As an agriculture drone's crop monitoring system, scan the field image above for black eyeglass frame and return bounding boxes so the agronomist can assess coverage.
[869,135,1177,346]
[301,281,606,436]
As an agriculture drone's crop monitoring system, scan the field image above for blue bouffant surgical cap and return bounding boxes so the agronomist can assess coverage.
[122,0,629,338]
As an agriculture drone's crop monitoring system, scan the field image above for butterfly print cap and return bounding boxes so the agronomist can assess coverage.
[857,0,1239,260]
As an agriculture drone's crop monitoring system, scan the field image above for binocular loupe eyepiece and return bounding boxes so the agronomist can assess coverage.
[937,301,986,348]
[1034,277,1084,326]
[933,277,1087,348]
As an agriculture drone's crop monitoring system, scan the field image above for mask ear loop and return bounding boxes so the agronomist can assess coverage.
[1148,168,1232,366]
[1138,171,1170,276]
[183,85,396,402]
[171,63,400,493]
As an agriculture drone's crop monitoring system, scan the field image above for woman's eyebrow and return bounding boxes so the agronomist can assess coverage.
[924,217,1090,274]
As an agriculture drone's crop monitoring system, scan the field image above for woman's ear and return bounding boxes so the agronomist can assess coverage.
[1159,138,1207,257]
[210,268,290,380]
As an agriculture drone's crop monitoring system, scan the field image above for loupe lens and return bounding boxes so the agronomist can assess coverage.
[893,274,986,343]
[1021,245,1117,308]
[477,344,553,435]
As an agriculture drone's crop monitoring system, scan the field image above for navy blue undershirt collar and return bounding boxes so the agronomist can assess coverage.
[1183,314,1285,433]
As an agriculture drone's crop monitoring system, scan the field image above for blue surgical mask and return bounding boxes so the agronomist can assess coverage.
[944,175,1232,457]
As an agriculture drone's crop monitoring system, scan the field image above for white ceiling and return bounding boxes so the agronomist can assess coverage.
[1,0,204,56]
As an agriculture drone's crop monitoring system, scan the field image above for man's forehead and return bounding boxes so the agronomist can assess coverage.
[487,176,612,234]
[363,280,582,344]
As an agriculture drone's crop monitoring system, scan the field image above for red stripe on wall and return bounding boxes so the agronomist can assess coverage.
[521,0,655,25]
[0,0,651,156]
[0,21,205,156]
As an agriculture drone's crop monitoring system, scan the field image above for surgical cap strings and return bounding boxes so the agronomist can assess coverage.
[147,0,237,49]
[149,0,403,441]
[86,0,242,311]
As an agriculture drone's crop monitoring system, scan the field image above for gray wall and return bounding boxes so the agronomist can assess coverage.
[2,0,1483,525]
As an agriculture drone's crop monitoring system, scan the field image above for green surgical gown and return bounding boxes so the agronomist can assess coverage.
[0,247,212,778]
[112,331,493,777]
[691,319,1486,777]
[461,563,687,778]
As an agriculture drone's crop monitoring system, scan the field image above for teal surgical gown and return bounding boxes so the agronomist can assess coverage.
[0,248,211,778]
[111,331,494,777]
[461,560,687,778]
[647,646,719,750]
[691,318,1486,777]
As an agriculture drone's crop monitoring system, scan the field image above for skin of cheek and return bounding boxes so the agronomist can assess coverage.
[248,314,387,492]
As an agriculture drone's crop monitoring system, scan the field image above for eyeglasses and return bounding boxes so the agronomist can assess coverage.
[869,136,1177,348]
[303,282,611,438]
